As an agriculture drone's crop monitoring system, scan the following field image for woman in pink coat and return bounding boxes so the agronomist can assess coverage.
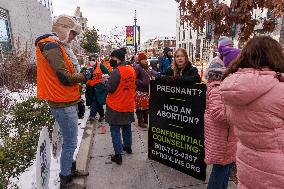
[205,47,239,189]
[220,36,284,189]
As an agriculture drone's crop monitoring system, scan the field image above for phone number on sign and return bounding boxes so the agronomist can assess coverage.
[154,142,198,163]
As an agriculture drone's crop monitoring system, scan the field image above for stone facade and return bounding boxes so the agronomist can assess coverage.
[176,7,214,63]
[0,0,52,61]
[71,6,88,59]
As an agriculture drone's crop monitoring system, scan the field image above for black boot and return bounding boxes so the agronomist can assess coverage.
[123,146,133,154]
[136,111,146,128]
[111,154,122,165]
[98,106,105,122]
[71,161,89,177]
[59,174,72,189]
[71,161,76,173]
[143,110,149,127]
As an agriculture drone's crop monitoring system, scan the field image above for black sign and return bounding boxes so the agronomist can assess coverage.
[148,80,207,181]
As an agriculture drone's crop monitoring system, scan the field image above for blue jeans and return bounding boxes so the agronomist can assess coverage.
[51,105,78,176]
[110,124,132,155]
[90,90,104,118]
[207,163,233,189]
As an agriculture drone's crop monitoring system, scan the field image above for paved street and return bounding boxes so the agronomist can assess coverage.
[86,122,237,189]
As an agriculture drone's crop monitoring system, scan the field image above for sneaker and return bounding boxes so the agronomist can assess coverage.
[98,116,104,122]
[123,146,132,154]
[111,154,122,165]
[88,116,95,122]
[59,174,72,189]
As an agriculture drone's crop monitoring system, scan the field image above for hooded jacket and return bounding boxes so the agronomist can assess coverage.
[219,47,241,67]
[204,81,237,166]
[35,34,85,108]
[220,68,284,189]
[35,15,83,108]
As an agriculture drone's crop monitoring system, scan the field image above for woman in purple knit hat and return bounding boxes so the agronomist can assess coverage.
[218,46,241,67]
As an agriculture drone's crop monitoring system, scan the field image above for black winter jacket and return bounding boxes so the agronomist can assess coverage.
[163,63,201,84]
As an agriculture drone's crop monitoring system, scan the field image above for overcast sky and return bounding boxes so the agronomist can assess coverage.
[52,0,178,43]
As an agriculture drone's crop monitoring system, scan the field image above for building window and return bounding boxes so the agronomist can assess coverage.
[0,7,12,55]
[38,0,53,14]
[82,23,85,31]
[267,10,273,19]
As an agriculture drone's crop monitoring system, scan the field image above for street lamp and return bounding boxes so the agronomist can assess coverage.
[134,10,137,54]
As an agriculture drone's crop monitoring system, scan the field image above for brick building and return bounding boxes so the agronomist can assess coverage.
[143,37,176,57]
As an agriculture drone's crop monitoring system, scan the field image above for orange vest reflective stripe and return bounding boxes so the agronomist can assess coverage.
[86,62,103,86]
[106,65,136,112]
[103,60,113,72]
[36,37,80,102]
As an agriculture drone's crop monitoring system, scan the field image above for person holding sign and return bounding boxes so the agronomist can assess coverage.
[35,15,90,188]
[105,49,136,165]
[157,48,201,84]
[134,52,151,128]
[220,36,284,189]
[204,47,239,189]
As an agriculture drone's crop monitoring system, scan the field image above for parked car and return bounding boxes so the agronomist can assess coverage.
[148,58,158,66]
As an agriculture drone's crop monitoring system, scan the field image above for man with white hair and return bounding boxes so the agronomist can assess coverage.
[35,15,91,188]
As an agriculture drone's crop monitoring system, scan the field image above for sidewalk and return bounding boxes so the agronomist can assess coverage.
[86,122,237,189]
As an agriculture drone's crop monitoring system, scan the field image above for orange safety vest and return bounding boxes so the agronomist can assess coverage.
[36,37,80,102]
[103,60,113,72]
[86,62,103,86]
[106,65,136,112]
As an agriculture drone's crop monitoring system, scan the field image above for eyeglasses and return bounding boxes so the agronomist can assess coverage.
[91,59,96,61]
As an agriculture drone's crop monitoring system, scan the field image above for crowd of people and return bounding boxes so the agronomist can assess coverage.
[35,14,284,189]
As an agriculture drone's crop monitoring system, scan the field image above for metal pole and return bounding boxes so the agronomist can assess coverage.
[191,43,194,63]
[134,10,137,54]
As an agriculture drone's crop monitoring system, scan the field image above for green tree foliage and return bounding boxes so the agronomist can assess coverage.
[80,27,100,54]
[0,97,54,188]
